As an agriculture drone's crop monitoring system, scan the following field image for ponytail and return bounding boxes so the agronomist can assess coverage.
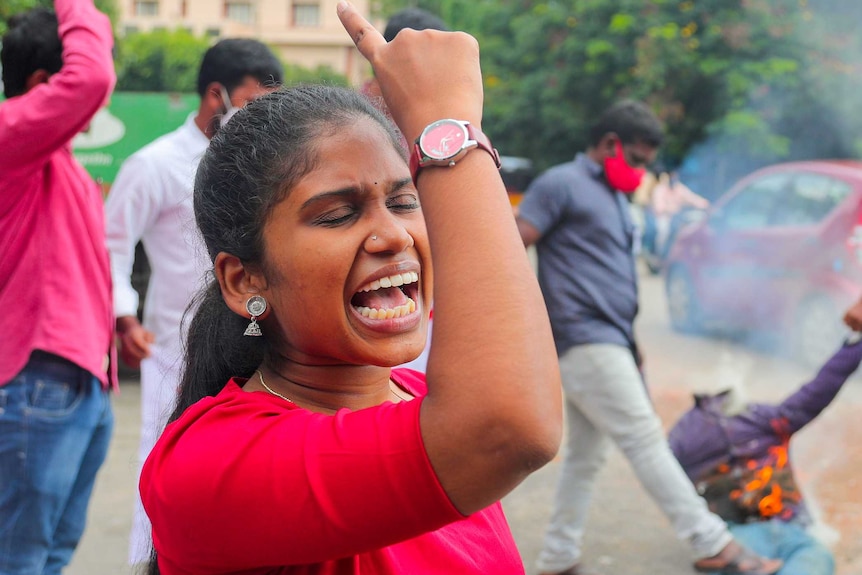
[167,277,267,424]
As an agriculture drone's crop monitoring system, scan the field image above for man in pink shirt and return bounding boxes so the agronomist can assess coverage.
[0,0,116,572]
[649,170,710,257]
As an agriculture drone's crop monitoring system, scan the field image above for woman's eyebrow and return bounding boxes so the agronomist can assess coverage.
[301,177,414,210]
[388,177,413,194]
[300,187,357,210]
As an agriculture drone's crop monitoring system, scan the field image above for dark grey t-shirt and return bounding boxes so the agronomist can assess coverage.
[517,153,639,357]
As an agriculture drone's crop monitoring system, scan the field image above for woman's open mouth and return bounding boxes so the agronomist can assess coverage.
[350,272,420,320]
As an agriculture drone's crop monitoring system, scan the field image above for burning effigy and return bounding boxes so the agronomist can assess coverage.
[669,336,862,574]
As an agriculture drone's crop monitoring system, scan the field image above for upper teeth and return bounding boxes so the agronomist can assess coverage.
[357,272,419,293]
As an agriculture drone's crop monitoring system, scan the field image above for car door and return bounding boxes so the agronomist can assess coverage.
[695,173,789,326]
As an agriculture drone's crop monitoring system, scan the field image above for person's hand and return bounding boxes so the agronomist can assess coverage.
[337,1,483,145]
[844,298,862,332]
[116,315,155,369]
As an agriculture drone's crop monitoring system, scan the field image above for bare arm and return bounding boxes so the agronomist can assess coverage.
[339,4,562,515]
[678,182,710,209]
[516,216,543,248]
[844,296,862,331]
[115,315,154,369]
[0,0,114,174]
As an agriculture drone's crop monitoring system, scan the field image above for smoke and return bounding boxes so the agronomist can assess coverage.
[710,349,752,416]
[658,3,862,366]
[677,2,862,201]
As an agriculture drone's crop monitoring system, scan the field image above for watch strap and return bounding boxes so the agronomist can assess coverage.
[463,123,501,168]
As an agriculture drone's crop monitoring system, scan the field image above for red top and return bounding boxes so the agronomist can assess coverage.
[0,0,116,387]
[141,369,525,574]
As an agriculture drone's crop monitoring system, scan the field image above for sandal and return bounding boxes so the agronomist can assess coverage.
[693,541,783,575]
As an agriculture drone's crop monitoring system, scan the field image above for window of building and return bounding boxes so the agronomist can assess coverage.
[292,1,320,27]
[205,27,222,37]
[134,0,159,16]
[225,1,255,25]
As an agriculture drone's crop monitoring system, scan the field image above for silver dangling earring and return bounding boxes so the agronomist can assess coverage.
[243,295,267,337]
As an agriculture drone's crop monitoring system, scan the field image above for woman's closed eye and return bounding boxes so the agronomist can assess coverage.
[313,205,358,227]
[386,193,420,213]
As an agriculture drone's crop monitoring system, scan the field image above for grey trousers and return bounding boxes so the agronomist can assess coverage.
[535,344,732,573]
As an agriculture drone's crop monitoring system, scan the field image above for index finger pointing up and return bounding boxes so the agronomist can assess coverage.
[337,1,386,62]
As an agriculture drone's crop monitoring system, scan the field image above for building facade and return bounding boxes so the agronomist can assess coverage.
[119,0,373,85]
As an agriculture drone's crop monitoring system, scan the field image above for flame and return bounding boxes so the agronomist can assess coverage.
[744,465,773,491]
[759,483,784,517]
[771,445,788,468]
[735,443,791,518]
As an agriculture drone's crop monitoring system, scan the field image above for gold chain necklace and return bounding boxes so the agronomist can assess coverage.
[256,370,412,404]
[256,370,294,404]
[389,382,413,402]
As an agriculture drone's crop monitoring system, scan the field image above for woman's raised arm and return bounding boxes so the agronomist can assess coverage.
[339,2,562,515]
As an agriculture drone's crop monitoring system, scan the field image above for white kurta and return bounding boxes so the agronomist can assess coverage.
[103,113,211,564]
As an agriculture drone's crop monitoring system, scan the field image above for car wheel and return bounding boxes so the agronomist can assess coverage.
[795,296,845,367]
[666,266,701,333]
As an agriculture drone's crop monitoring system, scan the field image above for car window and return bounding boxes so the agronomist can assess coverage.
[769,173,851,226]
[719,174,789,230]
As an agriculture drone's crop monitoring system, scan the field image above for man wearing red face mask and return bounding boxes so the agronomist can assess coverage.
[516,101,782,575]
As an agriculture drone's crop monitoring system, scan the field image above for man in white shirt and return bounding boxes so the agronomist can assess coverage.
[103,38,283,566]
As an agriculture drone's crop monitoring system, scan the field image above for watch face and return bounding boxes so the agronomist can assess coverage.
[420,120,467,161]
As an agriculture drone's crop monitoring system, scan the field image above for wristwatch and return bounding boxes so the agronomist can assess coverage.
[409,119,501,186]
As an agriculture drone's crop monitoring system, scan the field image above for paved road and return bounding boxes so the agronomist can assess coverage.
[68,269,862,574]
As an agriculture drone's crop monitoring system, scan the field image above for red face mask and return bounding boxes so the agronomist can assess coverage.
[603,141,646,193]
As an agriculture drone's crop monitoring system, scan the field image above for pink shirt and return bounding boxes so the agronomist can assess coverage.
[141,369,525,574]
[650,177,709,217]
[0,0,116,387]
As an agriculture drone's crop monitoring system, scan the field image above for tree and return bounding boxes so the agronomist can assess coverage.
[114,29,210,92]
[474,0,812,173]
[378,0,862,196]
[281,63,349,88]
[3,3,347,93]
[1,0,118,35]
[114,29,348,93]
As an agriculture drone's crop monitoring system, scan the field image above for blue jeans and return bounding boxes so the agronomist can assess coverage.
[0,352,113,575]
[729,520,834,575]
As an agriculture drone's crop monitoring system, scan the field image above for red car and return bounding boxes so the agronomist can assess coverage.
[664,160,862,365]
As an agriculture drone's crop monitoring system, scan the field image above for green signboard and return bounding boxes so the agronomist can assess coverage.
[72,92,198,185]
